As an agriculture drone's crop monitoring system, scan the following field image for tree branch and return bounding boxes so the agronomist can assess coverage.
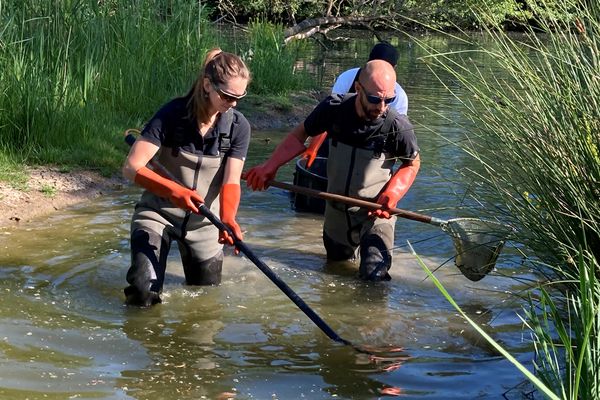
[284,15,383,42]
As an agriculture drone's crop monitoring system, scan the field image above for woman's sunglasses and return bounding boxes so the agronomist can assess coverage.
[211,82,247,103]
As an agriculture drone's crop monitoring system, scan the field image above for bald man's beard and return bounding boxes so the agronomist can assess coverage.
[359,94,386,121]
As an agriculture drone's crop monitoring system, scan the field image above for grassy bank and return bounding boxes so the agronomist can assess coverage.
[416,1,599,397]
[0,1,316,184]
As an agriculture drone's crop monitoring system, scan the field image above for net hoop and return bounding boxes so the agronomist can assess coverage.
[442,218,512,281]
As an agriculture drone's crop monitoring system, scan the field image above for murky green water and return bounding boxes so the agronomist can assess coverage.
[0,33,537,399]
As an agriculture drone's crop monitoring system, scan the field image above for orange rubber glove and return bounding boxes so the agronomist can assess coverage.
[134,166,204,213]
[218,183,243,254]
[244,134,306,190]
[302,132,328,168]
[370,154,420,219]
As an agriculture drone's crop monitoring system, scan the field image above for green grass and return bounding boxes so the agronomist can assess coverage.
[39,184,57,197]
[522,252,600,399]
[245,21,316,95]
[1,0,210,171]
[0,149,28,188]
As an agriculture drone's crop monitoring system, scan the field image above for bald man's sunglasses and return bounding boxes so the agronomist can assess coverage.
[364,91,396,105]
[358,83,396,105]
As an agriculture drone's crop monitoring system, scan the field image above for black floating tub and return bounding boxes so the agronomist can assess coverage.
[291,157,327,214]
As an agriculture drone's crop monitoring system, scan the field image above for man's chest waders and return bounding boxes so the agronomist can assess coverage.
[323,126,398,281]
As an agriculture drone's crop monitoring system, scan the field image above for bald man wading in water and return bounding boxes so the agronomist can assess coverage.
[244,59,420,281]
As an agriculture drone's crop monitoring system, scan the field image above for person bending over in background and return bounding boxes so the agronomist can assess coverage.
[303,40,409,164]
[333,41,408,114]
[245,59,420,281]
[122,48,251,306]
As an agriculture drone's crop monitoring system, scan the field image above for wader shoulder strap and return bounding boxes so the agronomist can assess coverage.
[382,106,397,134]
[215,110,235,155]
[371,107,398,157]
[381,107,403,157]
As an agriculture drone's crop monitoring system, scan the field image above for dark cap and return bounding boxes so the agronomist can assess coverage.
[368,42,398,66]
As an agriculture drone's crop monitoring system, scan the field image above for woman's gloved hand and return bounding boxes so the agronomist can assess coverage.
[219,183,243,254]
[134,166,204,213]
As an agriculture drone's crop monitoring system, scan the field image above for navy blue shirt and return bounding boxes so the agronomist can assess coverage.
[141,95,251,160]
[304,94,418,160]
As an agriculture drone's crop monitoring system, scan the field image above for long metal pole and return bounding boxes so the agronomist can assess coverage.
[125,133,354,347]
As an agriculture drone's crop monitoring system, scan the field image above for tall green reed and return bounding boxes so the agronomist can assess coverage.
[413,0,599,397]
[245,21,314,95]
[0,0,216,171]
[0,5,315,173]
[523,253,599,398]
[413,2,599,274]
[410,242,561,400]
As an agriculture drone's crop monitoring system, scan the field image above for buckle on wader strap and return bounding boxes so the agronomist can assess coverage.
[373,107,397,158]
[216,109,235,156]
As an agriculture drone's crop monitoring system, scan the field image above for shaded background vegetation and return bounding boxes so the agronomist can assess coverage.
[209,0,573,30]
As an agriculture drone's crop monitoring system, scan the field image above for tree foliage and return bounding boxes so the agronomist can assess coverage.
[206,0,573,31]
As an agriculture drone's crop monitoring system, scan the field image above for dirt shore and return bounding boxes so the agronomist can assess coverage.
[0,167,127,229]
[0,93,321,229]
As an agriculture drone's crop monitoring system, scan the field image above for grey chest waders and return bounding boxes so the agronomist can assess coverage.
[323,140,397,281]
[125,112,235,305]
[132,148,224,253]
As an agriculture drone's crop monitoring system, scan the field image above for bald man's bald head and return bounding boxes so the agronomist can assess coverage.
[360,59,396,95]
[353,59,397,121]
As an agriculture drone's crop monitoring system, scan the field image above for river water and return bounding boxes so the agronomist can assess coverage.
[0,33,537,399]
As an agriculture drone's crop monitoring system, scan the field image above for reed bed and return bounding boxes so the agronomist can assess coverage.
[245,21,314,95]
[1,0,211,171]
[415,1,599,397]
[0,2,310,175]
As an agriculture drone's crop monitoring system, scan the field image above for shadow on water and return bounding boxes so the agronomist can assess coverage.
[0,33,539,399]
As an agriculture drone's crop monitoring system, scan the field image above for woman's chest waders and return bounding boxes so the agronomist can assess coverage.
[323,141,397,281]
[132,148,225,259]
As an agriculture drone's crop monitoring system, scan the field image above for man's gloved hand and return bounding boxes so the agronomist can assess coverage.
[219,183,243,254]
[242,164,276,192]
[369,154,420,219]
[302,132,327,168]
[244,134,306,190]
[134,166,204,213]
